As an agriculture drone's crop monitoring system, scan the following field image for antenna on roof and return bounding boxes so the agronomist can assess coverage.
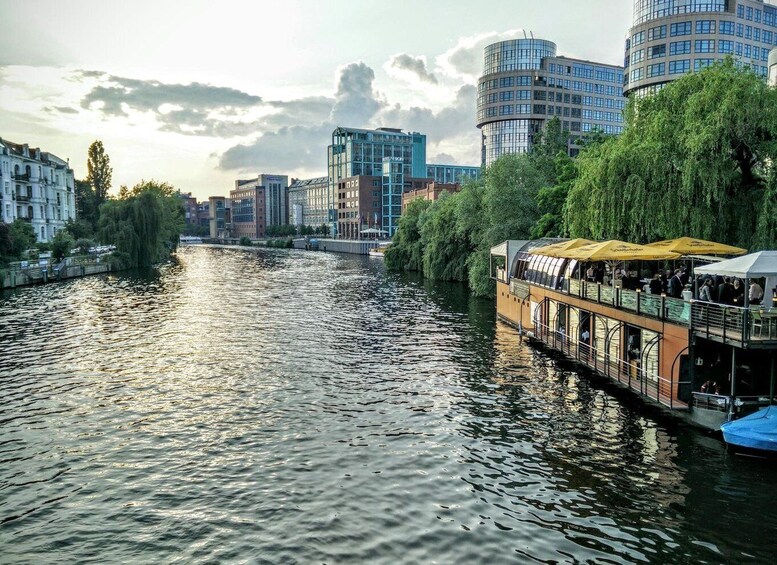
[523,30,528,39]
[530,31,534,40]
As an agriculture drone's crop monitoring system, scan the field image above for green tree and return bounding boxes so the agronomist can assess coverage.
[239,236,253,246]
[319,223,331,237]
[98,180,184,268]
[75,179,99,233]
[86,141,113,203]
[530,155,576,239]
[565,59,777,249]
[8,219,37,257]
[385,198,431,272]
[50,230,75,261]
[63,217,94,240]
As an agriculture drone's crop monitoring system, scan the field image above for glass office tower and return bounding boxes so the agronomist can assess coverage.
[477,38,625,168]
[624,0,777,97]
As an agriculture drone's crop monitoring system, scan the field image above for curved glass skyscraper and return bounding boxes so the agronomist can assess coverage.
[624,0,777,97]
[476,38,625,168]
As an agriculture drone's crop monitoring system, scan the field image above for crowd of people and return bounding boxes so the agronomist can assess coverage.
[581,264,766,305]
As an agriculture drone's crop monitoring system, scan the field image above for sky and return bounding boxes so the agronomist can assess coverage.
[0,0,632,201]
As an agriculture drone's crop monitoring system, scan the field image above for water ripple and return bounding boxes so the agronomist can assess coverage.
[1,246,777,563]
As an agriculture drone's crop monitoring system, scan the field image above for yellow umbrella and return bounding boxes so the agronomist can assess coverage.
[646,237,746,256]
[529,238,597,257]
[563,240,681,261]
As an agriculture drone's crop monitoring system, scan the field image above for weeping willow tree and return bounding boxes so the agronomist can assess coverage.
[565,59,777,249]
[99,180,184,268]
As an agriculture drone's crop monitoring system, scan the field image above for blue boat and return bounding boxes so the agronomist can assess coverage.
[720,406,777,453]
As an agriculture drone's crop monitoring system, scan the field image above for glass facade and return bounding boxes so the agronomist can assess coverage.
[625,0,776,97]
[482,39,557,74]
[633,0,729,25]
[426,164,482,184]
[477,39,625,167]
[328,127,426,235]
[288,177,328,228]
[381,157,404,237]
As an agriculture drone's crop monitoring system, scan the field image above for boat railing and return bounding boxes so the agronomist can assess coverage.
[535,279,691,327]
[691,392,773,417]
[532,318,685,409]
[690,302,752,345]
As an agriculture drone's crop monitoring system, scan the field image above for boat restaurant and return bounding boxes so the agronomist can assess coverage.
[490,238,777,431]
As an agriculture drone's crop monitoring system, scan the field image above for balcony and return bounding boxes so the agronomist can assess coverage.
[15,194,30,202]
[691,302,777,348]
[12,172,30,182]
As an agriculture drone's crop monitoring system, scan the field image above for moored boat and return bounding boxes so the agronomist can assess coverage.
[721,406,777,453]
[369,242,391,258]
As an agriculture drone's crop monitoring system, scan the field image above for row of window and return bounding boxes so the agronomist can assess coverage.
[482,104,623,122]
[633,19,777,47]
[631,58,770,80]
[546,62,622,83]
[634,3,777,28]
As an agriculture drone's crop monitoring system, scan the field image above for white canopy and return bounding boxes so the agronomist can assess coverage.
[694,251,777,279]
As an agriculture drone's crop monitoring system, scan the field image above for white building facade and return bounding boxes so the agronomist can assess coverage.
[0,138,76,243]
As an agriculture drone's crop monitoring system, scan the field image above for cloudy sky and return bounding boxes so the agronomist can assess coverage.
[0,0,631,200]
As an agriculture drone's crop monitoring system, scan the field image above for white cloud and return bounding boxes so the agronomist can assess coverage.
[436,29,525,81]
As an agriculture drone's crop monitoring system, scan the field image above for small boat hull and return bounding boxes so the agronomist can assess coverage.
[720,406,777,453]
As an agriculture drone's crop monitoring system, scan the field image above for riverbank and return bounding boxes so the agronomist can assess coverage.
[0,256,112,290]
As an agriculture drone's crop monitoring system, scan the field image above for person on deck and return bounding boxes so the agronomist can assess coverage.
[732,279,745,306]
[649,273,663,295]
[717,277,733,305]
[749,280,764,306]
[699,278,715,302]
[668,269,684,298]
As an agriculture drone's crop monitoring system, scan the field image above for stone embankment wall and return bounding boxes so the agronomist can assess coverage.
[1,259,111,290]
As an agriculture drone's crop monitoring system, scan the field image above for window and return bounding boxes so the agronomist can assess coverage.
[737,4,745,18]
[648,25,666,41]
[499,91,513,101]
[719,40,734,54]
[499,77,514,87]
[696,20,716,34]
[737,23,744,37]
[631,49,644,64]
[533,104,546,114]
[694,58,715,71]
[499,105,513,115]
[650,44,666,58]
[670,22,692,36]
[720,21,735,35]
[754,28,761,42]
[534,90,546,100]
[670,40,691,55]
[746,25,752,39]
[695,40,715,53]
[764,30,773,44]
[746,6,753,21]
[630,67,643,82]
[632,31,645,45]
[647,63,665,78]
[517,89,531,99]
[669,59,690,74]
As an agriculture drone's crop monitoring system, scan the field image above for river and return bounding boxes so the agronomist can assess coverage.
[1,245,776,563]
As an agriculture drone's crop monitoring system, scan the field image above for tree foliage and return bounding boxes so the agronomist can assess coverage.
[7,219,37,258]
[86,140,112,203]
[565,60,777,249]
[387,153,547,297]
[98,180,184,268]
[50,230,75,261]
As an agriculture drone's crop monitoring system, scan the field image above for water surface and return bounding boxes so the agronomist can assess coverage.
[1,246,776,563]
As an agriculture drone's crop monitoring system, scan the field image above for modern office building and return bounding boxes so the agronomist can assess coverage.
[228,174,289,239]
[288,176,329,228]
[230,180,267,239]
[208,196,230,239]
[476,38,625,167]
[327,127,427,235]
[624,0,777,98]
[0,138,76,242]
[426,164,481,184]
